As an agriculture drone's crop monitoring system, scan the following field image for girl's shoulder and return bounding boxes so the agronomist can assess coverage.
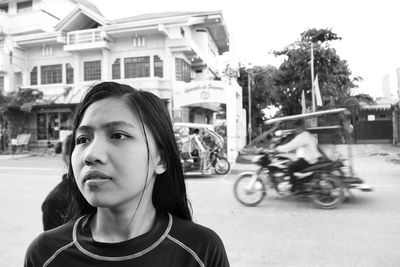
[24,220,77,266]
[169,215,226,252]
[168,215,229,266]
[170,215,221,241]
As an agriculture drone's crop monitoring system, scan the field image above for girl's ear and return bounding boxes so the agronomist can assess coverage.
[155,160,166,175]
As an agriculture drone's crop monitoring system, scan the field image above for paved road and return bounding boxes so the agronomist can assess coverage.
[1,147,400,266]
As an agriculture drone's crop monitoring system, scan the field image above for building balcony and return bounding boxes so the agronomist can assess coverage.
[0,12,9,31]
[5,10,59,34]
[64,29,113,51]
[167,38,218,76]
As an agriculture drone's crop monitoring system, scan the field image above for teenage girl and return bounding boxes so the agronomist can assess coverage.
[25,82,230,266]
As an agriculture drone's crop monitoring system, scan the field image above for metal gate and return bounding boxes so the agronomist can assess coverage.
[355,120,392,143]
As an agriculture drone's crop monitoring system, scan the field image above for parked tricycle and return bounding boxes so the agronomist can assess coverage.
[174,123,230,175]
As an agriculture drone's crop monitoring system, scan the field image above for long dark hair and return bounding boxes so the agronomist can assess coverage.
[65,82,192,221]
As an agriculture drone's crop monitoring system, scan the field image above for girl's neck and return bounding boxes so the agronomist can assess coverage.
[90,204,157,243]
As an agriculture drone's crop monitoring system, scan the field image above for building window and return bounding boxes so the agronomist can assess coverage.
[132,36,146,48]
[0,76,4,91]
[154,55,163,78]
[66,64,74,84]
[124,57,150,78]
[84,60,101,81]
[17,1,32,13]
[112,59,121,79]
[175,58,191,82]
[30,67,37,85]
[14,72,22,89]
[41,64,62,85]
[42,46,53,57]
[37,112,73,140]
[0,4,9,13]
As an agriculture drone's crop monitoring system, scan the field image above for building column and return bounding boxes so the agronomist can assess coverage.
[120,58,125,79]
[23,51,29,86]
[22,68,29,87]
[102,49,110,80]
[8,68,14,92]
[226,83,238,162]
[393,107,399,145]
[61,64,66,85]
[73,53,80,83]
[37,66,41,85]
[149,54,154,77]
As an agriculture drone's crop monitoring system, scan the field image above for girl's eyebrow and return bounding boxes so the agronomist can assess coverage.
[77,121,136,132]
[103,121,136,129]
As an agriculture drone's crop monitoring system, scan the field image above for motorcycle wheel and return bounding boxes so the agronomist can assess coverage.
[214,157,231,174]
[233,174,266,206]
[311,173,345,209]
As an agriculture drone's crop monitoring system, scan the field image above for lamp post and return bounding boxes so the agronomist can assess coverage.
[247,72,253,143]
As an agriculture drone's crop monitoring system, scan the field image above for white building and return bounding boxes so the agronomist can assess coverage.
[0,0,245,160]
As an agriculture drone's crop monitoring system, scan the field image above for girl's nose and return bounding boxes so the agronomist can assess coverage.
[83,137,107,166]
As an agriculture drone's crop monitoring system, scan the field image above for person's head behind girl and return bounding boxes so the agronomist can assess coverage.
[62,134,73,167]
[66,81,192,222]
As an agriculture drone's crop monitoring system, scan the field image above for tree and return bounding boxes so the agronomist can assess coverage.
[6,88,44,112]
[273,28,360,115]
[238,64,278,137]
[0,88,45,151]
[353,93,375,105]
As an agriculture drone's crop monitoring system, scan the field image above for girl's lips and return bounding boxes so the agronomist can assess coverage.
[83,170,112,184]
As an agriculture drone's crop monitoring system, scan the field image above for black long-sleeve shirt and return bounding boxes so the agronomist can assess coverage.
[25,212,230,267]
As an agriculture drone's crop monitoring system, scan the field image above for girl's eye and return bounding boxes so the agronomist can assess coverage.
[76,136,90,145]
[111,132,128,140]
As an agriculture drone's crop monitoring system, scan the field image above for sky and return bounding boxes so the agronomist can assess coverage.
[95,0,400,99]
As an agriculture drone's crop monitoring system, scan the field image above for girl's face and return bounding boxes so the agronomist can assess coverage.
[71,98,162,211]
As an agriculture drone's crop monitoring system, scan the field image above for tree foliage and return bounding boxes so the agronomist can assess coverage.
[0,88,44,113]
[353,93,375,105]
[238,64,278,135]
[272,28,361,115]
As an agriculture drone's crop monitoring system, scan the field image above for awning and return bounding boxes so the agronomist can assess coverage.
[183,102,221,112]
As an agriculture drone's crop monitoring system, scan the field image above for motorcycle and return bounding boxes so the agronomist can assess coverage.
[234,108,373,209]
[209,147,230,174]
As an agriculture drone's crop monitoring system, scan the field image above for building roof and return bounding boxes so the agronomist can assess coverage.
[71,0,102,15]
[54,3,110,31]
[112,11,220,24]
[108,10,229,54]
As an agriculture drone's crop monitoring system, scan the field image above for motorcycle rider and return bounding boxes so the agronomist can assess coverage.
[274,119,323,193]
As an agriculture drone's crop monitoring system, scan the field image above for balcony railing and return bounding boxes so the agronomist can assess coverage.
[66,29,110,46]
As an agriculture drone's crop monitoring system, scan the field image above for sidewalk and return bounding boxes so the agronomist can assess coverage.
[0,153,33,160]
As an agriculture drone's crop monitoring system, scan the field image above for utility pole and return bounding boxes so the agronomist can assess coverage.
[310,42,316,112]
[247,72,252,143]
